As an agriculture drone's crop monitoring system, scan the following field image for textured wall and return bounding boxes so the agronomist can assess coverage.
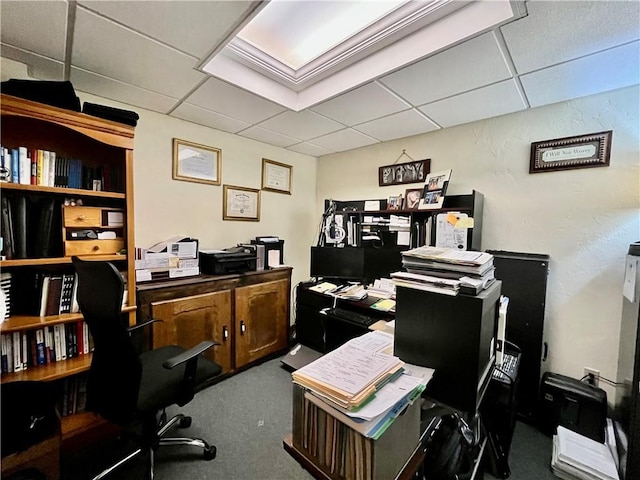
[317,86,640,399]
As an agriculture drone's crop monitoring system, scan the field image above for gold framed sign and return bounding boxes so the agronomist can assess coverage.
[529,131,612,173]
[261,158,292,194]
[223,184,260,221]
[172,138,221,185]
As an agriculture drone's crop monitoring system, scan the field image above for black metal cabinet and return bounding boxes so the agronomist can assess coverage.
[486,250,550,422]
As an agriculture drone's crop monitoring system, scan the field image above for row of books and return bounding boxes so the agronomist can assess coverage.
[60,373,88,417]
[1,194,62,259]
[0,145,123,192]
[10,272,79,317]
[0,321,93,373]
[1,272,11,319]
[393,246,496,296]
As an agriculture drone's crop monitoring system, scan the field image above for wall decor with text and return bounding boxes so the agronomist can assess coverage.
[379,159,431,186]
[172,138,221,185]
[530,131,612,173]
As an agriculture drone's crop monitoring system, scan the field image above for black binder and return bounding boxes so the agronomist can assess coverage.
[12,195,28,259]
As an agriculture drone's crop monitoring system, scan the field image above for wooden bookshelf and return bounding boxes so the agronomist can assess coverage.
[0,94,137,448]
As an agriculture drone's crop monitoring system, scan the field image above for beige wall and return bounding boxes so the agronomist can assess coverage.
[317,85,640,400]
[1,57,319,313]
[77,92,319,294]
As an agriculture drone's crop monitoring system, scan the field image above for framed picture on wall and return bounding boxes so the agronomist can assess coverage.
[261,158,292,194]
[172,138,222,185]
[223,184,260,221]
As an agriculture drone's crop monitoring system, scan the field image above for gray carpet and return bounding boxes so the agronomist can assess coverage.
[62,356,558,480]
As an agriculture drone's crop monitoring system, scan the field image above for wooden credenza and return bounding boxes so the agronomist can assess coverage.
[136,268,292,375]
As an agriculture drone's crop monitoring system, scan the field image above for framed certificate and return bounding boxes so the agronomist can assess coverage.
[173,138,221,185]
[261,158,292,194]
[223,184,260,221]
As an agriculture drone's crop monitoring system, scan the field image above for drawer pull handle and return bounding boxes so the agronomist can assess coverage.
[222,325,228,341]
[92,245,100,251]
[240,321,246,335]
[77,215,85,221]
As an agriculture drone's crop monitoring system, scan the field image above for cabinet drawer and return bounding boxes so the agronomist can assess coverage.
[64,239,125,256]
[63,207,103,227]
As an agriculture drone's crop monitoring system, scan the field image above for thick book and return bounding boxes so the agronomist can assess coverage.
[59,273,75,314]
[32,197,59,257]
[1,196,15,259]
[11,195,28,259]
[45,275,63,316]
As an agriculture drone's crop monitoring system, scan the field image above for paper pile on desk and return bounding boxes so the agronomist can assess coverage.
[292,330,425,438]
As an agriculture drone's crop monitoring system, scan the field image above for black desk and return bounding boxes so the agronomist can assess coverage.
[295,282,394,353]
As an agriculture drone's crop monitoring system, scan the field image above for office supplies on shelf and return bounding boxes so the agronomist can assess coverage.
[325,308,378,327]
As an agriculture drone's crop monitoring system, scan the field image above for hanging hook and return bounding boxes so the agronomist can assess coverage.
[393,149,415,164]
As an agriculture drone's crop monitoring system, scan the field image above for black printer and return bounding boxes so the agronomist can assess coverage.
[200,246,256,275]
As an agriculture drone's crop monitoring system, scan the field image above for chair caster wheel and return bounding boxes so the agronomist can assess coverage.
[204,445,217,460]
[179,416,192,428]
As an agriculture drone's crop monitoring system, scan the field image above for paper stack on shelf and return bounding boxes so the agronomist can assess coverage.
[399,246,495,294]
[390,271,461,296]
[551,426,620,480]
[292,330,405,411]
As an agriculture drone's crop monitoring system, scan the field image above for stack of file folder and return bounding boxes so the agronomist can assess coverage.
[291,330,425,438]
[395,246,495,295]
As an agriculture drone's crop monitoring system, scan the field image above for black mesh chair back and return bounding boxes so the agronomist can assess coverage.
[72,256,141,424]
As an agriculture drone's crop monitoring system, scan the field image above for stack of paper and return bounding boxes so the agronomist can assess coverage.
[292,330,405,411]
[398,246,495,294]
[551,426,620,480]
[390,271,460,296]
[293,330,428,439]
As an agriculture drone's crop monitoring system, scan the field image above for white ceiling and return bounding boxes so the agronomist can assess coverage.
[1,1,638,157]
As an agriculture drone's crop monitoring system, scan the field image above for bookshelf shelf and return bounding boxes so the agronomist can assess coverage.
[0,306,137,333]
[1,254,128,268]
[0,353,92,383]
[0,182,126,199]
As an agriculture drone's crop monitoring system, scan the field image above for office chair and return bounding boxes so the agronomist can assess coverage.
[71,257,222,480]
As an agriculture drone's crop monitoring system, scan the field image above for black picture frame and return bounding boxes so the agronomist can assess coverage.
[379,159,430,186]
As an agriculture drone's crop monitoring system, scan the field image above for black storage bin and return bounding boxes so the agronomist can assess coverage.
[539,372,607,443]
[82,102,139,127]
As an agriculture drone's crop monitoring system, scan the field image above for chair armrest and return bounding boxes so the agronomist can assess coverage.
[127,318,163,333]
[163,341,219,370]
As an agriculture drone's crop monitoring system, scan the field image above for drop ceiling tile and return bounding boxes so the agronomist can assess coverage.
[72,7,205,99]
[238,126,301,148]
[379,31,512,106]
[419,79,526,128]
[185,77,286,124]
[501,1,640,75]
[310,82,410,126]
[310,128,379,153]
[0,0,67,61]
[172,102,251,133]
[354,109,439,142]
[70,67,178,114]
[287,142,335,157]
[258,110,343,141]
[1,44,64,80]
[520,42,640,109]
[77,0,258,58]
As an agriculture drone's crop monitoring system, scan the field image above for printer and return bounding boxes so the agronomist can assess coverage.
[200,246,257,275]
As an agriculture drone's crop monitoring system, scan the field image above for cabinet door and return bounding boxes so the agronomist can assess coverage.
[235,279,289,369]
[151,291,233,374]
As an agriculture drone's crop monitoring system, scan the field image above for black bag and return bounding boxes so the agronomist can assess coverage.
[1,381,59,457]
[423,413,476,480]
